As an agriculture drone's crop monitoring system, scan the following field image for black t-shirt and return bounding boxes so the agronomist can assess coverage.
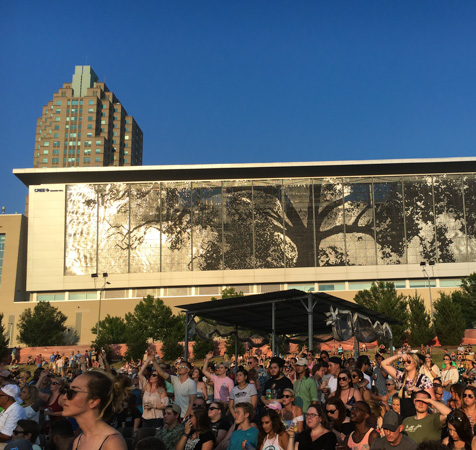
[297,429,337,450]
[210,417,231,437]
[263,376,293,399]
[117,407,141,428]
[185,430,215,450]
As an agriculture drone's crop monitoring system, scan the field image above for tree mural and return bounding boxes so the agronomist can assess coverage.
[64,174,476,275]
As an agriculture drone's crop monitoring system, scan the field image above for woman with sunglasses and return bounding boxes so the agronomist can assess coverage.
[324,397,353,443]
[36,370,67,431]
[441,355,460,390]
[381,378,398,411]
[208,401,229,446]
[258,408,289,450]
[419,354,440,381]
[280,388,304,433]
[286,404,337,450]
[138,360,169,428]
[62,369,127,449]
[350,369,372,404]
[462,355,476,385]
[462,386,476,430]
[381,352,434,399]
[442,409,476,449]
[330,369,362,414]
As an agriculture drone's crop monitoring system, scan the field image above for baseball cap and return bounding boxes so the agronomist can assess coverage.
[267,401,282,411]
[295,358,307,366]
[0,384,23,404]
[328,357,342,365]
[168,404,181,415]
[382,410,401,432]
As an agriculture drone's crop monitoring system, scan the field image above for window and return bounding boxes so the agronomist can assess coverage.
[89,100,94,105]
[318,283,346,291]
[37,293,65,301]
[52,158,59,164]
[88,116,93,121]
[56,101,62,105]
[95,149,101,153]
[95,140,101,145]
[87,124,92,129]
[88,108,94,112]
[87,133,92,137]
[55,109,61,113]
[440,279,461,287]
[53,141,60,147]
[55,117,60,121]
[84,157,91,163]
[54,133,59,138]
[84,149,91,154]
[72,100,78,105]
[54,125,59,130]
[41,158,48,163]
[101,120,106,124]
[409,280,436,288]
[53,150,60,155]
[43,142,49,147]
[95,157,100,162]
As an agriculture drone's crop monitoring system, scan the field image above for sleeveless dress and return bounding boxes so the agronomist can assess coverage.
[262,433,285,450]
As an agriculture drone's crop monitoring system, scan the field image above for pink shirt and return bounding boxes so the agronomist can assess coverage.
[210,375,234,402]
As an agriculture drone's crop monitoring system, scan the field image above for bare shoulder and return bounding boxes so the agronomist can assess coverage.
[102,433,127,450]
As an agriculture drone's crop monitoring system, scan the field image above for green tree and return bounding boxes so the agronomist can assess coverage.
[17,302,67,347]
[0,313,9,359]
[193,339,216,360]
[124,324,149,361]
[162,338,184,361]
[125,296,185,342]
[451,273,476,329]
[434,293,465,346]
[407,293,435,347]
[123,296,185,361]
[91,315,128,345]
[224,334,246,358]
[354,282,409,347]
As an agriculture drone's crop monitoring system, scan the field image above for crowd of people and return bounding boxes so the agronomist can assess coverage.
[1,343,476,450]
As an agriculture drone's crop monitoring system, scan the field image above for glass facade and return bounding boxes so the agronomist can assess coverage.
[64,174,476,275]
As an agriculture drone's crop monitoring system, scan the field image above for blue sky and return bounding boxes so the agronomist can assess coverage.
[1,1,475,214]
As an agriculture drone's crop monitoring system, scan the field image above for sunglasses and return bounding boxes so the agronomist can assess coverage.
[178,365,188,369]
[282,394,293,398]
[385,383,394,386]
[463,393,475,399]
[12,430,25,435]
[150,374,158,377]
[208,407,220,411]
[448,414,463,423]
[326,409,337,414]
[351,374,359,378]
[62,388,91,400]
[338,377,348,381]
[444,358,451,361]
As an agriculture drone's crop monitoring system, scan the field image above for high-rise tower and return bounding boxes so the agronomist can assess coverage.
[34,66,143,168]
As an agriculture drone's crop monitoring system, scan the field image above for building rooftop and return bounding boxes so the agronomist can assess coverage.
[14,156,476,187]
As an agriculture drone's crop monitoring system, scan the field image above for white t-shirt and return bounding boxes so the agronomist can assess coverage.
[0,402,27,437]
[170,375,197,418]
[229,383,258,405]
[328,376,338,394]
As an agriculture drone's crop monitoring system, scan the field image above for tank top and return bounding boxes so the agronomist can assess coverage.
[262,433,285,450]
[348,428,374,450]
[142,388,168,419]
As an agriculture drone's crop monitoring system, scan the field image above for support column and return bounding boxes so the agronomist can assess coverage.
[184,312,190,361]
[234,326,239,375]
[272,302,276,356]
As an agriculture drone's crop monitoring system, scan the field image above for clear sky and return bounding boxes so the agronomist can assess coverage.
[1,1,475,215]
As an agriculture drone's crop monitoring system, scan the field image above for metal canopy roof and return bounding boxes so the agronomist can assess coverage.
[14,157,476,187]
[178,289,399,337]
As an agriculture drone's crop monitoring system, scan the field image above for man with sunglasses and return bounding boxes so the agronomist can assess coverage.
[152,356,197,420]
[293,358,318,413]
[0,385,26,444]
[401,390,451,444]
[344,401,379,449]
[203,352,234,403]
